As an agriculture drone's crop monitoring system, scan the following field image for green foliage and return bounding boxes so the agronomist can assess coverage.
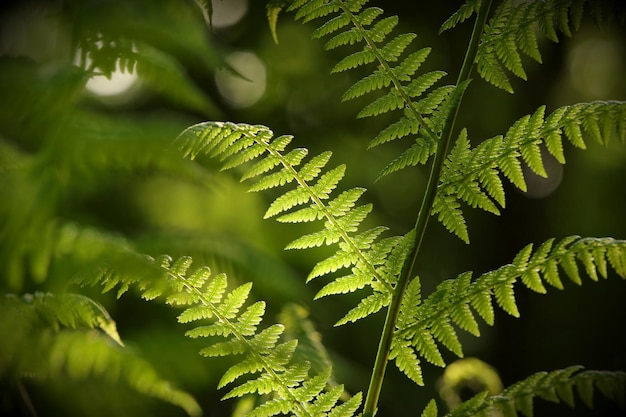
[447,367,626,417]
[80,253,362,417]
[176,121,407,325]
[0,292,201,416]
[436,102,626,242]
[475,0,626,93]
[288,0,465,179]
[70,0,218,114]
[2,0,626,416]
[392,236,626,383]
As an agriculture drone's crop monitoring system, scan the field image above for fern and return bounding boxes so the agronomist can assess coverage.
[475,0,626,93]
[446,367,626,417]
[435,101,626,242]
[440,0,481,33]
[82,253,362,416]
[287,0,464,180]
[391,236,626,383]
[176,121,409,325]
[3,1,626,416]
[0,292,201,416]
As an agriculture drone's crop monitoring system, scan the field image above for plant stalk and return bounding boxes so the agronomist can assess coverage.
[362,1,493,415]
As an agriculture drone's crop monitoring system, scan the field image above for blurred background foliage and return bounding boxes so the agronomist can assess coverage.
[0,0,625,416]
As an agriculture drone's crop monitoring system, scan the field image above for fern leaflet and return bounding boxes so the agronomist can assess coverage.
[176,121,410,325]
[390,236,626,384]
[21,291,124,346]
[440,0,481,33]
[287,0,464,179]
[447,367,626,417]
[435,101,626,243]
[0,292,201,416]
[82,253,361,416]
[476,0,626,92]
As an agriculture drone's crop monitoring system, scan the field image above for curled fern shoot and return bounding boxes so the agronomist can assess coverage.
[176,121,410,325]
[391,236,626,384]
[287,0,464,179]
[435,101,626,243]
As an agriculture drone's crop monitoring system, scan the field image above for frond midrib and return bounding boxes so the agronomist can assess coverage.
[171,270,314,417]
[334,0,439,144]
[395,237,624,338]
[241,128,395,294]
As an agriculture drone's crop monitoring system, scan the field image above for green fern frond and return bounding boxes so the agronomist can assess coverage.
[43,330,202,416]
[85,253,361,416]
[176,121,402,324]
[335,291,391,326]
[162,255,361,416]
[389,339,424,386]
[476,0,625,93]
[440,0,481,33]
[436,101,626,242]
[447,367,626,417]
[267,0,293,43]
[391,236,626,383]
[0,293,201,416]
[420,399,438,417]
[375,81,469,180]
[287,0,461,178]
[23,292,124,346]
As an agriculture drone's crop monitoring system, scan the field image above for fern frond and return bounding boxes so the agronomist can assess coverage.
[176,121,403,324]
[440,0,481,33]
[24,292,124,346]
[0,293,201,416]
[391,236,626,383]
[44,330,202,416]
[86,253,361,416]
[476,0,625,92]
[420,399,438,417]
[447,367,626,417]
[334,291,391,326]
[436,101,626,242]
[288,0,461,178]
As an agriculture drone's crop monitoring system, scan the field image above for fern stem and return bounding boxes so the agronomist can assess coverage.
[362,1,493,415]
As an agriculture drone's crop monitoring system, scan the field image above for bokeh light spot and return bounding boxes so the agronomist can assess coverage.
[569,38,622,98]
[211,0,248,29]
[215,51,266,108]
[86,65,138,97]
